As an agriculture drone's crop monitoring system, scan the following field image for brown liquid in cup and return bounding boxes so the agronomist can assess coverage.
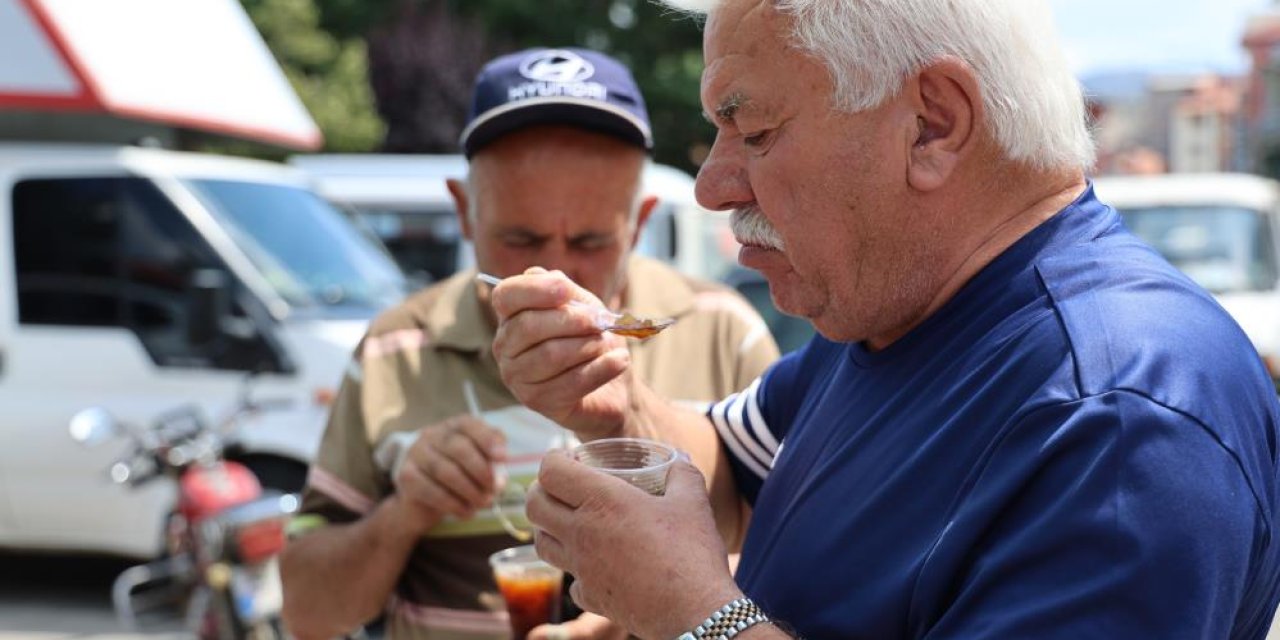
[496,572,563,639]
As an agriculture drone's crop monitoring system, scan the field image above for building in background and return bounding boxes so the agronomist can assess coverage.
[1088,72,1245,177]
[1243,4,1280,177]
[1169,75,1245,173]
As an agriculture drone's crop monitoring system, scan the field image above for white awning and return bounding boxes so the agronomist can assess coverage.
[0,0,322,150]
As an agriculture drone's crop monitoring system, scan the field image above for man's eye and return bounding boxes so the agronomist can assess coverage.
[572,238,612,252]
[744,130,771,147]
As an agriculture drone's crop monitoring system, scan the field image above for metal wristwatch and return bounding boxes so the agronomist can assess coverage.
[674,597,770,640]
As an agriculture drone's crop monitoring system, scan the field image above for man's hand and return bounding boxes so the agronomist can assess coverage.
[525,450,744,640]
[529,612,629,640]
[491,269,633,438]
[391,415,507,535]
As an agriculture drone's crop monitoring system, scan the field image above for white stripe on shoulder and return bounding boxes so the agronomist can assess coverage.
[361,328,431,360]
[725,389,774,470]
[738,323,770,356]
[742,378,780,456]
[306,467,377,515]
[708,394,770,480]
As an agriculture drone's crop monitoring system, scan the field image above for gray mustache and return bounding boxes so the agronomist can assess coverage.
[731,206,785,251]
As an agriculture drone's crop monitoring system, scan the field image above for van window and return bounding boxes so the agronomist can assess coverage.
[185,179,405,311]
[12,177,279,371]
[355,207,461,284]
[1119,205,1279,293]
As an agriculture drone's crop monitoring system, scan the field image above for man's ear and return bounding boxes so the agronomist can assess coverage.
[446,178,474,240]
[629,195,660,249]
[905,57,982,192]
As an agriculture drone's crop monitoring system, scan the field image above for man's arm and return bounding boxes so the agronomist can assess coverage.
[281,415,506,638]
[280,494,434,639]
[490,269,755,547]
[624,381,752,551]
[922,393,1263,638]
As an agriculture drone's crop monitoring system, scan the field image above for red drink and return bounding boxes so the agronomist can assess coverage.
[495,570,563,639]
[489,545,564,639]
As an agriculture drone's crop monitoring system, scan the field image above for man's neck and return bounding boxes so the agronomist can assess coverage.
[865,167,1088,351]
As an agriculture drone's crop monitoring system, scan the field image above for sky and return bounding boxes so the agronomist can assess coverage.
[1049,0,1274,78]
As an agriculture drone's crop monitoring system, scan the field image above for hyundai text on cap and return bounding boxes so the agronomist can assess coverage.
[459,47,654,157]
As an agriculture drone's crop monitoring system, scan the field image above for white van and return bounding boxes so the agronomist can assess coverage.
[0,143,406,557]
[288,154,737,285]
[1094,173,1280,381]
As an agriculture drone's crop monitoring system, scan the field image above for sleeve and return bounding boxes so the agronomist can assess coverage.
[915,391,1265,639]
[706,342,813,504]
[729,309,781,394]
[290,346,385,537]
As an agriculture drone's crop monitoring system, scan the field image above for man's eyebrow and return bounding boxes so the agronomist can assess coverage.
[703,91,750,126]
[568,231,613,243]
[497,228,547,240]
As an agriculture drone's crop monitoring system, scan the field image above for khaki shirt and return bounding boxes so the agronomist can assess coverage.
[296,257,780,639]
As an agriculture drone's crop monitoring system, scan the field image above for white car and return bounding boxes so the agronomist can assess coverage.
[0,143,405,557]
[289,154,738,286]
[1094,173,1280,381]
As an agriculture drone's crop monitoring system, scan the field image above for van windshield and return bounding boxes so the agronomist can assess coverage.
[186,179,406,311]
[1119,205,1278,294]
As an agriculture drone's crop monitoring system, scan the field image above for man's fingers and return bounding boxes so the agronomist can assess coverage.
[534,449,633,510]
[397,462,471,518]
[527,612,625,640]
[448,419,507,490]
[501,335,620,386]
[532,527,569,573]
[494,306,605,363]
[427,456,489,508]
[568,580,600,616]
[662,459,709,504]
[490,271,575,321]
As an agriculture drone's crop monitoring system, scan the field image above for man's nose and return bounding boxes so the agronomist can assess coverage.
[695,136,753,212]
[536,246,574,279]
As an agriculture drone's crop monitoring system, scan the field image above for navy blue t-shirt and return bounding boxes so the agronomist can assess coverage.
[708,187,1280,639]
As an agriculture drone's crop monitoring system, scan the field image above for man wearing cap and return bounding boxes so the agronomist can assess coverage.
[279,47,778,640]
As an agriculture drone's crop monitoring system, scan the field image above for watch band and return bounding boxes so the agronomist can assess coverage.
[675,597,770,640]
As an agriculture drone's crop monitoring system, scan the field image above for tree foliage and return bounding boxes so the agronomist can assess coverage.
[241,0,711,170]
[446,0,712,170]
[240,0,384,152]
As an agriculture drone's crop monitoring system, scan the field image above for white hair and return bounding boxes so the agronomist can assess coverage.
[666,0,1095,172]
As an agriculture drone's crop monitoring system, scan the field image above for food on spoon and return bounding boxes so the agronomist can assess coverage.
[609,312,668,340]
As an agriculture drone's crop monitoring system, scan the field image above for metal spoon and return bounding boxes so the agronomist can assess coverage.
[476,273,675,338]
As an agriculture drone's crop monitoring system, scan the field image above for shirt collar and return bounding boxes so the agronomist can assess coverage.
[424,271,494,353]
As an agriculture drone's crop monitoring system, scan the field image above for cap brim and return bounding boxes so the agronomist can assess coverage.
[460,97,653,157]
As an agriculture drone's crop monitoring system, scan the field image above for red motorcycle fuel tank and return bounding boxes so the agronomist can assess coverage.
[178,461,262,523]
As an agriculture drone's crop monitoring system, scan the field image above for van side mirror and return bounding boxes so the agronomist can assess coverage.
[188,269,231,346]
[69,407,119,447]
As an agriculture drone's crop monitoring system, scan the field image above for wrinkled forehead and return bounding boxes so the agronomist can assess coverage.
[703,0,783,62]
[700,1,811,115]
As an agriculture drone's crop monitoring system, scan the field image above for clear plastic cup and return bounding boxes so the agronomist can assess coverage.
[489,545,563,639]
[572,437,678,496]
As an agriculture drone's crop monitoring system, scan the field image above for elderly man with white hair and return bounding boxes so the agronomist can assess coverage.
[489,1,1280,638]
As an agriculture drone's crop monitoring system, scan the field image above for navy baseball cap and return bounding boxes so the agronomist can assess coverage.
[459,47,653,157]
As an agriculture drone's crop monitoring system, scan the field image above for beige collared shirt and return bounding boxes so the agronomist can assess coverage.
[297,257,780,639]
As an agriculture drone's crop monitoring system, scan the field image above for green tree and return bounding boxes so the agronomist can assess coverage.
[241,0,384,152]
[450,0,711,171]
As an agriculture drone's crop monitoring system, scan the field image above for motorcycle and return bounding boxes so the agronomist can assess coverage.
[69,387,297,639]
